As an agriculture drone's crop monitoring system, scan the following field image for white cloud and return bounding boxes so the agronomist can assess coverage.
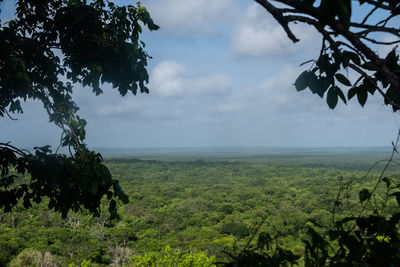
[149,61,186,97]
[232,65,325,117]
[190,74,231,95]
[93,60,231,118]
[205,64,392,128]
[376,35,400,58]
[145,0,236,34]
[231,3,318,57]
[208,102,244,114]
[149,60,230,97]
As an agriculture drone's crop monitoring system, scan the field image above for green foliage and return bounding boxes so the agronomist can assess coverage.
[0,0,158,218]
[220,222,249,238]
[303,212,400,266]
[9,248,59,267]
[2,151,396,265]
[130,246,216,267]
[9,248,43,267]
[69,259,98,267]
[222,231,301,267]
[300,154,400,266]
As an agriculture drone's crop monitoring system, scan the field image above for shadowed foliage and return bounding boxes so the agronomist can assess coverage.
[0,0,159,218]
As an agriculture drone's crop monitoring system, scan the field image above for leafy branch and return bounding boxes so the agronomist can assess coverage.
[255,0,400,110]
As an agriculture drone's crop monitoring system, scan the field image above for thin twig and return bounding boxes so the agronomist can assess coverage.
[0,142,30,157]
[361,6,378,25]
[356,129,400,222]
[5,110,18,121]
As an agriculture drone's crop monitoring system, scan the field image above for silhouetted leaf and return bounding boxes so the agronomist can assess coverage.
[357,88,368,107]
[390,192,400,206]
[327,86,338,109]
[343,51,361,66]
[335,86,347,104]
[359,189,371,203]
[335,73,351,86]
[348,87,358,100]
[295,71,310,91]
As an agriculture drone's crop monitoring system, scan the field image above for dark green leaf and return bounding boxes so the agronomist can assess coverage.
[307,72,320,94]
[294,71,310,91]
[385,49,398,68]
[335,86,347,104]
[343,51,361,66]
[390,192,400,206]
[348,87,358,100]
[315,77,331,98]
[327,87,338,109]
[359,189,371,203]
[335,73,352,86]
[363,79,376,95]
[360,62,376,71]
[357,88,368,107]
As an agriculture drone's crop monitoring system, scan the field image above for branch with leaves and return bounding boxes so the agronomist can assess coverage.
[255,0,400,110]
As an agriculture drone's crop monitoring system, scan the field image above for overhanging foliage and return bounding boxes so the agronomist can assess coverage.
[0,0,159,218]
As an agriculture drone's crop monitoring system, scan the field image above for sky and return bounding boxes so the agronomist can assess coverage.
[1,0,400,149]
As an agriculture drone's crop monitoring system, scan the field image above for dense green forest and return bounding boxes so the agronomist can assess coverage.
[1,149,398,266]
[2,0,400,266]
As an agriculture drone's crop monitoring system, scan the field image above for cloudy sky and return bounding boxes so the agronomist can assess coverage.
[1,0,399,149]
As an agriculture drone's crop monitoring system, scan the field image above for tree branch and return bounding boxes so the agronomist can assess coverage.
[0,142,29,157]
[5,110,18,121]
[333,21,400,91]
[335,41,367,62]
[361,6,378,25]
[346,63,385,100]
[359,0,392,10]
[255,0,299,43]
[351,23,400,37]
[257,0,400,110]
[360,36,400,45]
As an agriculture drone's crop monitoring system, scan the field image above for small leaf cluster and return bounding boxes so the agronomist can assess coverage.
[304,212,400,266]
[303,177,400,266]
[317,0,352,30]
[301,0,399,30]
[223,231,300,266]
[277,0,400,111]
[295,50,355,109]
[295,47,400,110]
